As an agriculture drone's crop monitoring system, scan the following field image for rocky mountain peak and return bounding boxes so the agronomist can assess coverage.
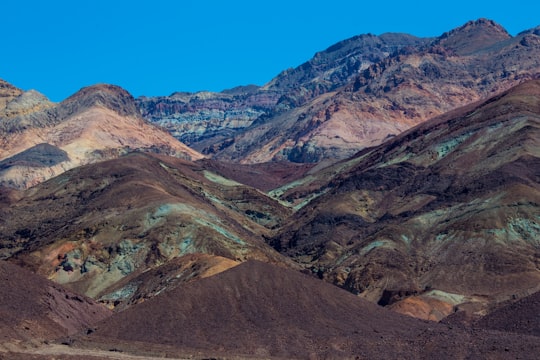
[435,18,511,55]
[0,79,24,113]
[519,25,540,36]
[61,83,139,118]
[2,89,53,118]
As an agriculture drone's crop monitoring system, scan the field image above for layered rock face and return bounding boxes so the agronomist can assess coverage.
[136,86,282,153]
[137,33,431,155]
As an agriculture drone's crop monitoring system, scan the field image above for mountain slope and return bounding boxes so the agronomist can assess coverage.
[0,152,293,300]
[268,79,540,318]
[0,83,203,189]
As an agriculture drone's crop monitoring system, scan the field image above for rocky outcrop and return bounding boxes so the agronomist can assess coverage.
[266,32,431,109]
[433,18,512,55]
[1,89,53,118]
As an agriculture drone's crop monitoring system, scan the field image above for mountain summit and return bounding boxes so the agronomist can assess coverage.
[435,18,511,55]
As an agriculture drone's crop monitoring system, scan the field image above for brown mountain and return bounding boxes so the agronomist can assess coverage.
[268,79,540,319]
[0,82,203,189]
[76,261,540,359]
[203,19,540,163]
[0,260,110,349]
[0,152,293,301]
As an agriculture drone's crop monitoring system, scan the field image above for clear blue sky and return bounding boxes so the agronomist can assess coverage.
[2,0,539,102]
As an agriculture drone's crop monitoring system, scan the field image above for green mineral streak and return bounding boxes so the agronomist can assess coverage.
[292,189,330,211]
[434,132,474,159]
[195,218,246,245]
[99,282,138,302]
[180,238,192,253]
[424,290,467,305]
[377,153,412,167]
[490,217,540,245]
[203,170,243,186]
[360,240,390,255]
[269,175,315,199]
[401,234,411,245]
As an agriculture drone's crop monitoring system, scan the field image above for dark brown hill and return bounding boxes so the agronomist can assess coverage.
[268,79,540,319]
[0,152,293,301]
[0,260,110,347]
[78,260,540,359]
[81,260,439,358]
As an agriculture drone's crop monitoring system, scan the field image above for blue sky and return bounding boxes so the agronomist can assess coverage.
[2,0,539,101]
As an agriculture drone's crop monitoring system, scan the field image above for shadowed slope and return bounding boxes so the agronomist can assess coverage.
[269,80,540,318]
[83,260,429,358]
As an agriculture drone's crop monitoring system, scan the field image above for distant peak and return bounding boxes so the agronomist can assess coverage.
[66,83,133,101]
[518,25,540,37]
[435,18,511,55]
[61,83,139,117]
[0,79,22,92]
[2,89,53,118]
[462,18,508,31]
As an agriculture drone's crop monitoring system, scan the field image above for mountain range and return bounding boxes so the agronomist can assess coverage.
[139,19,540,163]
[1,18,539,359]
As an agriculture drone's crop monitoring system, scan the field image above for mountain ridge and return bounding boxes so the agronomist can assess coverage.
[137,19,540,164]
